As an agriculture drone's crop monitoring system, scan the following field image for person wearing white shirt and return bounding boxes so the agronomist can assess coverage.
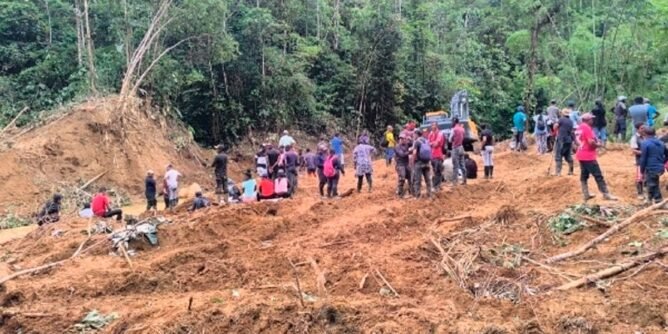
[278,130,296,148]
[164,164,182,209]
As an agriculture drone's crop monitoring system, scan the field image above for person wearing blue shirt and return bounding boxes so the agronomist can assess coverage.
[645,98,659,127]
[639,127,665,203]
[330,133,345,167]
[566,100,580,126]
[512,106,528,152]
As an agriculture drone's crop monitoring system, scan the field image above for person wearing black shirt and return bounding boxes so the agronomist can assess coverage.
[266,144,281,179]
[37,194,62,225]
[211,145,229,204]
[554,109,575,176]
[283,145,299,195]
[145,170,157,212]
[411,130,432,198]
[591,98,607,147]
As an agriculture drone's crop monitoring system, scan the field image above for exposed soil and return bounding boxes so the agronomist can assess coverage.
[0,103,667,333]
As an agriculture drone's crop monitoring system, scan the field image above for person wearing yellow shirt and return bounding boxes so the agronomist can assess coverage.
[383,125,397,166]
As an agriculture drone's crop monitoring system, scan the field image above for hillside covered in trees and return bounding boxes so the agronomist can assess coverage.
[2,0,668,145]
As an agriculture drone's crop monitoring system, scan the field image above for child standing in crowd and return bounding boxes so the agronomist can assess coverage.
[480,124,495,179]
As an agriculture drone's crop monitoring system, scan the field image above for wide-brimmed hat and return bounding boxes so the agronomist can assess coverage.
[560,108,570,116]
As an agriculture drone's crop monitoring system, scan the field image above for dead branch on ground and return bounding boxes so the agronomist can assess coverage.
[287,258,305,307]
[0,107,29,135]
[556,246,668,290]
[308,257,327,296]
[546,200,668,264]
[575,214,613,228]
[374,269,399,297]
[0,235,93,285]
[79,170,108,191]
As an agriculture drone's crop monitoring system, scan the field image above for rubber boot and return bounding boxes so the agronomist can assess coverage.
[636,182,645,200]
[555,160,562,176]
[367,176,373,193]
[567,163,574,176]
[489,166,494,179]
[581,182,595,201]
[603,193,618,201]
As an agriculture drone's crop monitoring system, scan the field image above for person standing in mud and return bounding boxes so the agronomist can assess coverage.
[480,124,494,179]
[639,127,665,204]
[324,148,345,198]
[546,100,560,152]
[630,123,647,200]
[164,164,182,209]
[576,113,617,202]
[394,134,412,198]
[316,146,328,198]
[211,145,228,205]
[449,118,466,186]
[353,136,376,193]
[554,109,575,176]
[412,129,432,198]
[428,122,445,191]
[266,144,281,179]
[145,170,157,212]
[283,145,299,195]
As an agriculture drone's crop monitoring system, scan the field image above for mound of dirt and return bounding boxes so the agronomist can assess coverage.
[0,97,210,214]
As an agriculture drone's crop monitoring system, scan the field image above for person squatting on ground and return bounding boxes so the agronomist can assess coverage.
[211,145,228,204]
[554,108,575,176]
[190,192,210,212]
[614,96,628,141]
[512,106,528,152]
[241,169,258,203]
[480,124,495,179]
[164,164,182,209]
[323,149,345,198]
[449,118,466,186]
[92,187,124,221]
[145,170,157,212]
[383,125,396,166]
[639,127,665,204]
[36,193,62,225]
[576,113,617,202]
[274,170,292,198]
[412,129,432,198]
[353,136,376,193]
[591,98,607,146]
[258,173,275,201]
[464,154,477,179]
[428,122,445,191]
[534,112,548,155]
[394,133,412,198]
[630,123,646,199]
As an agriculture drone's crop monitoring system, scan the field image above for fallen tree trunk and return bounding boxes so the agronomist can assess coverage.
[546,200,667,264]
[556,246,668,290]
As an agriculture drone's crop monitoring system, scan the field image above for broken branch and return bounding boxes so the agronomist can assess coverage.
[546,200,668,263]
[287,258,305,307]
[374,269,399,297]
[556,246,668,290]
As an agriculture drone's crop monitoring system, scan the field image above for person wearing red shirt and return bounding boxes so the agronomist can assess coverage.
[576,113,617,202]
[428,122,445,191]
[257,173,275,201]
[91,187,124,221]
[449,118,466,186]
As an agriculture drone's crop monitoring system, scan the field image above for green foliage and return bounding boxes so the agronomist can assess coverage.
[549,214,584,235]
[2,0,668,143]
[0,212,32,230]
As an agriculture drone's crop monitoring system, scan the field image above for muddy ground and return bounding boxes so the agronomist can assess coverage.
[1,141,667,333]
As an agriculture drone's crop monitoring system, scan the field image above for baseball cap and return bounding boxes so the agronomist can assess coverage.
[581,112,595,120]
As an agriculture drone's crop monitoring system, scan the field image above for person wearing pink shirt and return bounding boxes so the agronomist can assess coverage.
[577,113,617,202]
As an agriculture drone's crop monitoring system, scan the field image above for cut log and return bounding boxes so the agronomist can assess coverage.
[556,246,668,290]
[546,200,668,264]
[79,170,108,191]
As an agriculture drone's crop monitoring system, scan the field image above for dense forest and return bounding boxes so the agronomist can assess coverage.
[1,0,668,145]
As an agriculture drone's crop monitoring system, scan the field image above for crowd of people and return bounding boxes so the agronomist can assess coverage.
[35,97,668,226]
[512,96,667,203]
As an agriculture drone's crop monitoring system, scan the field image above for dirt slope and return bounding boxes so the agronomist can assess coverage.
[1,144,667,333]
[0,97,209,214]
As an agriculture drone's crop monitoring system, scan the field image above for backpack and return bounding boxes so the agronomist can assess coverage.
[536,115,546,131]
[323,156,337,178]
[418,138,432,161]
